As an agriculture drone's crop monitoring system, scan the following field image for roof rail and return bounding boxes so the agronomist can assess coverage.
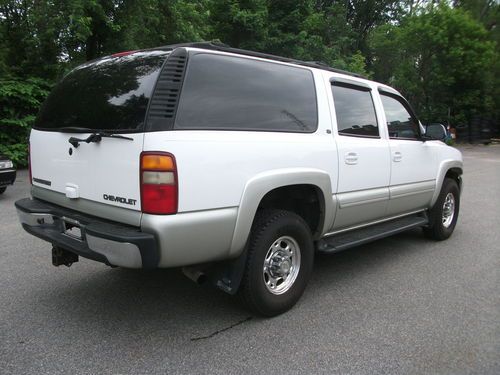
[158,41,365,79]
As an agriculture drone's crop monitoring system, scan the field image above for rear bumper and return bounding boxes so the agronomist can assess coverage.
[0,169,16,187]
[15,198,158,268]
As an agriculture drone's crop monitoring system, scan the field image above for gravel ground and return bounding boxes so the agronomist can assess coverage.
[0,144,498,374]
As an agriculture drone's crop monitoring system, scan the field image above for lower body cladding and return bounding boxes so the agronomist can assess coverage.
[15,198,158,268]
[141,207,238,268]
[15,197,239,270]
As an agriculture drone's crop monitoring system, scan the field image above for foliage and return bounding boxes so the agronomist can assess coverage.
[0,0,498,167]
[0,78,51,166]
[369,3,497,125]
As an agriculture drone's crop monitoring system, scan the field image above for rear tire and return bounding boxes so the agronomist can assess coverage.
[424,178,460,240]
[239,209,314,317]
[0,187,6,194]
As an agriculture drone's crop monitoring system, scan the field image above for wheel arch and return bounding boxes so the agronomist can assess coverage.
[430,160,463,207]
[445,167,463,191]
[228,168,335,258]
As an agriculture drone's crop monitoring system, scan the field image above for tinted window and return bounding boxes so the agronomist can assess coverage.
[380,94,420,139]
[331,85,379,137]
[175,54,317,132]
[35,51,168,132]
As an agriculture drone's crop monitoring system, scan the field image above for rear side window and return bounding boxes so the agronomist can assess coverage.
[175,54,318,132]
[35,51,168,132]
[331,85,379,137]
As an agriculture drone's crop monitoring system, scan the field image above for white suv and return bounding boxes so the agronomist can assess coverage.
[16,43,463,316]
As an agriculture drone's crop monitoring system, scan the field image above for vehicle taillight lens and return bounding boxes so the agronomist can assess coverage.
[140,152,177,214]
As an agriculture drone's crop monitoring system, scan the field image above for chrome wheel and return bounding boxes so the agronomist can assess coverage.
[263,236,301,295]
[442,192,455,228]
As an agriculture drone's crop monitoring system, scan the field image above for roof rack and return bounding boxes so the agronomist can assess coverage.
[158,41,365,79]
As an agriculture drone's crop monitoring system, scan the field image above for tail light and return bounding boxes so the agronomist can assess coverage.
[140,152,177,214]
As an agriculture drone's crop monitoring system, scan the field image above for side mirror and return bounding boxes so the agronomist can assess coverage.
[424,124,447,141]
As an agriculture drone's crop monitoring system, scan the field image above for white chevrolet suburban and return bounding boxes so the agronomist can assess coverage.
[16,43,463,316]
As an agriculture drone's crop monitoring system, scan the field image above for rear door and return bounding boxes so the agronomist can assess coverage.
[30,130,144,211]
[328,78,391,230]
[30,50,169,223]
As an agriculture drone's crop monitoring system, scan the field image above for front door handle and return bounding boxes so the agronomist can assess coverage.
[344,152,358,165]
[393,151,403,162]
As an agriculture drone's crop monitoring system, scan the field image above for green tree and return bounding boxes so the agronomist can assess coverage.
[209,0,269,50]
[0,78,50,166]
[208,1,370,74]
[370,3,497,125]
[0,0,498,162]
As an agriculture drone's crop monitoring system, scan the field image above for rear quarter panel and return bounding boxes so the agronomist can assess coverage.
[143,130,337,213]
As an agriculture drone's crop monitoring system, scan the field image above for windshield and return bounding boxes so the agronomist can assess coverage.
[35,51,169,132]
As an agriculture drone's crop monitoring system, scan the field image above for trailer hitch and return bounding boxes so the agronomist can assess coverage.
[52,246,79,267]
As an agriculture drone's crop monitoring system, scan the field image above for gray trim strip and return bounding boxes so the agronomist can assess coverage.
[33,177,51,186]
[389,180,435,199]
[338,187,389,209]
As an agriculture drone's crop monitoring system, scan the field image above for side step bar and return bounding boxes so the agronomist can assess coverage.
[317,214,428,254]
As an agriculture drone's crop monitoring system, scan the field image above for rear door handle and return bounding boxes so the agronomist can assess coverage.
[344,152,358,165]
[393,151,403,162]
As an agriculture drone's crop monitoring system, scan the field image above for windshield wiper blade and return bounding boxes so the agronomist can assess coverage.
[98,132,134,141]
[68,132,133,148]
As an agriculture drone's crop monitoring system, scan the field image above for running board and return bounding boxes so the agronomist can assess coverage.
[317,214,428,254]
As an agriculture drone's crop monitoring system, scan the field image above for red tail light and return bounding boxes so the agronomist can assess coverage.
[140,152,178,214]
[28,142,32,185]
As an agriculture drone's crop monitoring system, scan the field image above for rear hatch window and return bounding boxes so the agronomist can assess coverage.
[35,50,169,132]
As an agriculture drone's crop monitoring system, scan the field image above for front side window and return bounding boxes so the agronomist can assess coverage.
[380,94,420,140]
[331,85,379,137]
[175,53,318,132]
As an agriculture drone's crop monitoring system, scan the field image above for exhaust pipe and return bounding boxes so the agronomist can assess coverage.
[182,267,207,285]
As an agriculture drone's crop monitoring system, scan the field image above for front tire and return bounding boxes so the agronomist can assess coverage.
[424,178,460,240]
[239,209,314,317]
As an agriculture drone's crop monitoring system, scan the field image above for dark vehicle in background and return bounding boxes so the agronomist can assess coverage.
[0,155,16,194]
[455,116,495,144]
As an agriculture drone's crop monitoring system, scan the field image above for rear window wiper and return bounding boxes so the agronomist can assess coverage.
[68,132,133,148]
[60,127,95,133]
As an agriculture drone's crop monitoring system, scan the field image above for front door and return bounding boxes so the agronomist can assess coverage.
[379,92,437,216]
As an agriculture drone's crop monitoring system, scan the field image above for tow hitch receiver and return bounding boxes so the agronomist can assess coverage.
[52,246,79,267]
